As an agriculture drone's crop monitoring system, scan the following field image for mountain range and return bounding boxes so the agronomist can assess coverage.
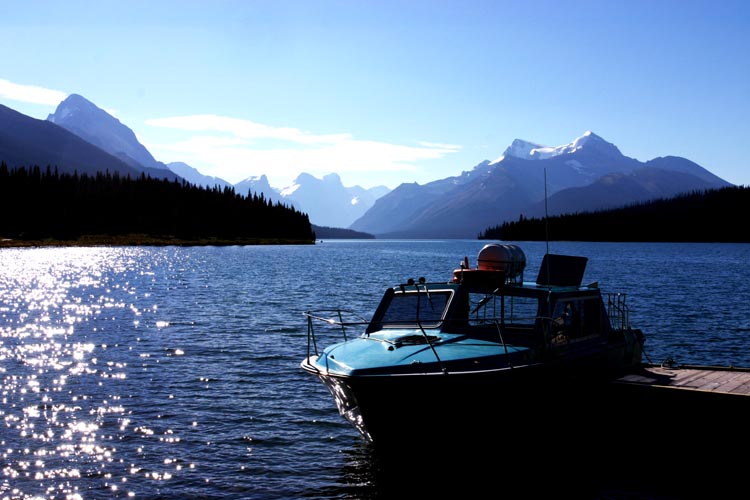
[0,94,389,228]
[350,131,732,238]
[0,94,733,238]
[0,102,174,180]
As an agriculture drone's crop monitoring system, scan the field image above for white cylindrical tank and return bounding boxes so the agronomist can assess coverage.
[477,244,526,279]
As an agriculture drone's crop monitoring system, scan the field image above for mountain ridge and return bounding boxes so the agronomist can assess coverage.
[43,94,386,227]
[47,94,176,180]
[0,103,153,179]
[1,96,733,238]
[350,131,732,238]
[481,185,750,243]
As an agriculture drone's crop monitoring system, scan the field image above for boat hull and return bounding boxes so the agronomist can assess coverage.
[305,354,635,447]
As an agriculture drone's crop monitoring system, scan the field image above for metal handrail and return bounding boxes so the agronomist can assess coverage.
[606,293,630,331]
[413,283,447,374]
[303,309,369,358]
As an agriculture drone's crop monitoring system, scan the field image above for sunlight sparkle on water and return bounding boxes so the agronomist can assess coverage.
[0,247,182,498]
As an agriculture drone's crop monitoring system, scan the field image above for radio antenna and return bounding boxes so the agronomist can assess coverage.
[544,168,550,255]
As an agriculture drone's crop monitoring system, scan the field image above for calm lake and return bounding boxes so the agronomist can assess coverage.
[2,240,749,499]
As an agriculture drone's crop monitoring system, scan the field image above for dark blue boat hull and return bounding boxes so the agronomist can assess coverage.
[311,355,634,446]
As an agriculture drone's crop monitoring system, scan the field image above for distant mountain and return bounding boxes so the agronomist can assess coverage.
[311,224,375,239]
[2,98,387,229]
[234,174,284,203]
[350,131,732,238]
[14,95,723,239]
[482,185,750,243]
[525,165,730,218]
[47,94,179,180]
[278,173,390,228]
[0,103,145,178]
[232,173,390,227]
[168,161,232,189]
[346,172,473,236]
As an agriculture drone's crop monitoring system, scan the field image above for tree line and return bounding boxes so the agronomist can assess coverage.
[0,163,315,244]
[479,185,750,243]
[312,225,374,239]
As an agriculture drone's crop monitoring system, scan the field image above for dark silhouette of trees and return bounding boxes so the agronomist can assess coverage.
[0,162,315,243]
[479,186,750,243]
[311,225,374,239]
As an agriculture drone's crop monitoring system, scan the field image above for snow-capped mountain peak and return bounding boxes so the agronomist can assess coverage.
[497,139,546,162]
[562,130,620,156]
[493,131,621,163]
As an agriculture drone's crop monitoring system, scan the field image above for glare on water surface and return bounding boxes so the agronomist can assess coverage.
[0,248,187,499]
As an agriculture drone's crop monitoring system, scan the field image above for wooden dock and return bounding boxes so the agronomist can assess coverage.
[602,362,750,465]
[612,362,750,396]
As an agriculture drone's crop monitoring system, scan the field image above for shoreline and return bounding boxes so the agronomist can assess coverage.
[0,234,316,248]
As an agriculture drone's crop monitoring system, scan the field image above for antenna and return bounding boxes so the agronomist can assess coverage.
[543,167,552,290]
[544,168,550,255]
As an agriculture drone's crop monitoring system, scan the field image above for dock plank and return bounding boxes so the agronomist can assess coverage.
[671,369,712,386]
[732,382,750,395]
[613,364,750,397]
[707,371,748,392]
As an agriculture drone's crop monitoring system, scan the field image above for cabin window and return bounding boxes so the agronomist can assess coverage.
[380,291,451,327]
[550,297,604,345]
[467,293,539,328]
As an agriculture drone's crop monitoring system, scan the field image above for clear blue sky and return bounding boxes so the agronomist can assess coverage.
[1,0,748,189]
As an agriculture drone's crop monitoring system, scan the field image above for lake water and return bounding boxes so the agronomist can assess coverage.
[2,240,749,499]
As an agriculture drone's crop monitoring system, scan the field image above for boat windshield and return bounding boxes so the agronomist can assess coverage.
[379,290,451,328]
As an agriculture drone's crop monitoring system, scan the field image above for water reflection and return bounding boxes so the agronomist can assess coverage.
[329,436,727,500]
[1,242,748,499]
[0,247,184,499]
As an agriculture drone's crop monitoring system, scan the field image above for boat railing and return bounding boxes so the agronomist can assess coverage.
[303,309,370,358]
[606,293,631,331]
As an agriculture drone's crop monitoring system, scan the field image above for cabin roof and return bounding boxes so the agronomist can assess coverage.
[393,280,601,298]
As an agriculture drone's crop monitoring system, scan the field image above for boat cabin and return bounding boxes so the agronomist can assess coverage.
[364,246,622,355]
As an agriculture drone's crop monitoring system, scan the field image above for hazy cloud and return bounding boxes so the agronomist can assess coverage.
[146,115,351,145]
[0,79,68,106]
[0,77,461,188]
[145,114,462,187]
[417,140,463,150]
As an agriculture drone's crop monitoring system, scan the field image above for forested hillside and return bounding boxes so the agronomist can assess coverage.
[480,186,750,243]
[0,163,315,245]
[311,225,375,239]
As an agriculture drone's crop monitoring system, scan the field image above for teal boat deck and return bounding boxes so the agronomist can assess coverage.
[612,363,750,396]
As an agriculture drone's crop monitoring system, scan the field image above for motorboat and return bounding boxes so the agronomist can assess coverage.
[301,244,645,446]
